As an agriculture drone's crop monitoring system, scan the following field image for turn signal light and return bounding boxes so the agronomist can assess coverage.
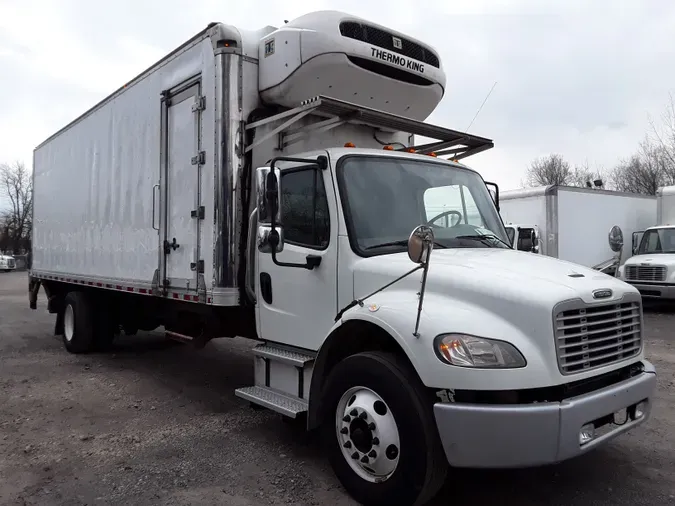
[344,142,355,147]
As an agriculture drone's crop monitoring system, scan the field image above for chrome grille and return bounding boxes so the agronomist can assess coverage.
[625,265,666,282]
[555,300,642,375]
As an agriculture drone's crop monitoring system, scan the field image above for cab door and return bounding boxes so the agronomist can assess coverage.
[255,157,338,351]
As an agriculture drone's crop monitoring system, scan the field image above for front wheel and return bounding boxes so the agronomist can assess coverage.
[322,351,447,506]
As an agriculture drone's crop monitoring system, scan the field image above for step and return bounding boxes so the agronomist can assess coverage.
[253,344,315,367]
[235,386,308,418]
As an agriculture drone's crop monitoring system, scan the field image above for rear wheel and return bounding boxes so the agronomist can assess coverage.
[322,351,447,506]
[62,292,95,354]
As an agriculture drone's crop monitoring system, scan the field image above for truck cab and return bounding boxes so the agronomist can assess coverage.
[619,225,675,299]
[504,223,540,252]
[619,185,675,300]
[0,254,16,272]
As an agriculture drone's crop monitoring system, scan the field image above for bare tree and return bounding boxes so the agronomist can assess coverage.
[648,92,675,179]
[0,161,33,254]
[609,138,670,195]
[524,154,572,186]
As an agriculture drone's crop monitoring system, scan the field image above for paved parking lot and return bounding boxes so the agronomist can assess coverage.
[1,271,674,505]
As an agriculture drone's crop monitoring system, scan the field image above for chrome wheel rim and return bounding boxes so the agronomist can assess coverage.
[336,386,400,483]
[64,304,75,342]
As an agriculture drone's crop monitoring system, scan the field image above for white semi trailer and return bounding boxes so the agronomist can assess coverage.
[499,185,657,275]
[29,11,656,506]
[620,185,675,301]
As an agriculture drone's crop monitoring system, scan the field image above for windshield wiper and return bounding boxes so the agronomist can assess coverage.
[455,234,511,248]
[365,239,446,250]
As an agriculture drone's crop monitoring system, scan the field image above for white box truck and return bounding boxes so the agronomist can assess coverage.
[29,11,656,506]
[619,185,675,300]
[500,185,657,274]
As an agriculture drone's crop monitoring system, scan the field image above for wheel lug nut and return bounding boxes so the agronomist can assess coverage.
[342,415,351,422]
[359,411,368,419]
[343,441,352,449]
[368,422,376,431]
[372,437,379,445]
[368,450,377,458]
[340,427,348,435]
[360,455,369,463]
[351,452,359,460]
[349,409,358,417]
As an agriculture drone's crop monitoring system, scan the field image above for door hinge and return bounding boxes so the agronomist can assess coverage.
[192,95,206,112]
[191,151,205,165]
[190,260,205,273]
[191,206,205,219]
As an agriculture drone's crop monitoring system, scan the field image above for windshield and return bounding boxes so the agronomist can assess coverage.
[638,228,675,254]
[337,155,510,254]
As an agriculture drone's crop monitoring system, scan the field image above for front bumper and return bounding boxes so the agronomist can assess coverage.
[433,360,657,468]
[625,281,675,299]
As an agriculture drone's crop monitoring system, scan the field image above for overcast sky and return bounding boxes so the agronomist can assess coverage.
[1,0,674,211]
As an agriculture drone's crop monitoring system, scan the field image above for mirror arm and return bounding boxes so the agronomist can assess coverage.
[263,154,328,271]
[267,229,321,270]
[484,180,500,211]
[334,265,423,322]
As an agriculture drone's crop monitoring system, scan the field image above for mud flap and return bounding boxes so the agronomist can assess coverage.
[28,277,41,310]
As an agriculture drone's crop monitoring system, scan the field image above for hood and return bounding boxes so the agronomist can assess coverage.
[353,248,636,311]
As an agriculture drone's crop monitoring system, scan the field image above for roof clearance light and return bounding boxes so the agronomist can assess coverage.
[383,145,394,150]
[429,152,437,157]
[344,142,355,148]
[407,148,416,153]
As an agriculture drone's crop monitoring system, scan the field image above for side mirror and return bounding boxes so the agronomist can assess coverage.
[530,230,539,253]
[256,167,280,224]
[631,231,643,256]
[608,225,624,253]
[408,225,435,265]
[256,166,284,253]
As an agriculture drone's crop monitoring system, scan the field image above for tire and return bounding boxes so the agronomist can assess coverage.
[62,291,95,354]
[322,351,447,506]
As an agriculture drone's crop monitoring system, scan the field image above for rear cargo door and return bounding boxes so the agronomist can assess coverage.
[159,78,204,294]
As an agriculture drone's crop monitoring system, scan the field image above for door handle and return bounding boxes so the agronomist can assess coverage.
[163,238,180,254]
[152,184,160,231]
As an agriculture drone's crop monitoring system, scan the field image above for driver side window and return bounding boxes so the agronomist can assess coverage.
[423,185,484,227]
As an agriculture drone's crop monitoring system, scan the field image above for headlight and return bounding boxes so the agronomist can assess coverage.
[434,333,526,368]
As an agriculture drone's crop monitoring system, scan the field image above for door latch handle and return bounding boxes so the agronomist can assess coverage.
[163,237,180,254]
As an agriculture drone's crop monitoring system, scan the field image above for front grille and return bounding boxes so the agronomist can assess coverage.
[554,300,642,375]
[625,265,666,282]
[339,21,440,68]
[7,259,15,268]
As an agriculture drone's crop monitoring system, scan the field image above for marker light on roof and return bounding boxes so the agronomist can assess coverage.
[383,145,394,150]
[344,142,355,147]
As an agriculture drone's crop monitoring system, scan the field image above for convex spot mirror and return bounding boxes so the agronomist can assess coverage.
[608,225,624,253]
[408,225,435,264]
